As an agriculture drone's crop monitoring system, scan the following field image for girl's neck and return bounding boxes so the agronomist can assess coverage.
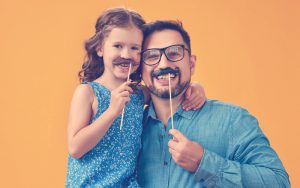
[95,74,126,91]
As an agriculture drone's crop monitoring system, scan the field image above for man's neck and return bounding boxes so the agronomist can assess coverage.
[151,93,184,126]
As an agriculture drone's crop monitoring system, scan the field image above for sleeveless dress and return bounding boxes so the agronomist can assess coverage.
[66,82,144,187]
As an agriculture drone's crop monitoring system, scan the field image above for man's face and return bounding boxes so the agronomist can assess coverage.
[142,29,196,99]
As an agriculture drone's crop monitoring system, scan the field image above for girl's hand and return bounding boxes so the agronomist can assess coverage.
[182,82,206,110]
[107,81,133,116]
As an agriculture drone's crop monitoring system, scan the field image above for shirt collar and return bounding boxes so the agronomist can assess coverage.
[145,101,198,121]
[145,101,157,121]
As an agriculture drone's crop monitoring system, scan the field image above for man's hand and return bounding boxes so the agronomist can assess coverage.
[168,129,204,172]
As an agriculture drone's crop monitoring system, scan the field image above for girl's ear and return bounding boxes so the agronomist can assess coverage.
[96,45,103,57]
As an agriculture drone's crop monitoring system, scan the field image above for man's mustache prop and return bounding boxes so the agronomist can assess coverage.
[151,67,180,78]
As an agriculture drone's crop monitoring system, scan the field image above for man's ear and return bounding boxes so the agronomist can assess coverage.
[189,55,197,75]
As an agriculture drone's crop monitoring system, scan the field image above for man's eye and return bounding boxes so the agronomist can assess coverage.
[146,54,159,60]
[167,52,180,57]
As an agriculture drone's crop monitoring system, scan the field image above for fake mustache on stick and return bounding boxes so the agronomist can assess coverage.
[112,57,139,66]
[151,67,180,78]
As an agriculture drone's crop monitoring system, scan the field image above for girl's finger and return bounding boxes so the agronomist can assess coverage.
[119,91,130,97]
[192,102,202,110]
[124,97,130,105]
[183,96,200,110]
[124,85,134,93]
[184,86,192,99]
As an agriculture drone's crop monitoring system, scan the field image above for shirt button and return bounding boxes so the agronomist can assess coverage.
[164,161,168,166]
[207,181,216,187]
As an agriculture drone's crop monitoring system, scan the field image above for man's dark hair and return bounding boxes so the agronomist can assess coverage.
[142,20,191,53]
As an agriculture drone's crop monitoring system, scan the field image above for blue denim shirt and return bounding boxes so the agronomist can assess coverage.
[137,99,290,188]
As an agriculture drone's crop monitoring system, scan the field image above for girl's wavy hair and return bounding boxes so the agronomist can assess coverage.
[78,8,146,83]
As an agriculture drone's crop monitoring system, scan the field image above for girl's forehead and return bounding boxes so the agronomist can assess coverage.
[105,26,143,45]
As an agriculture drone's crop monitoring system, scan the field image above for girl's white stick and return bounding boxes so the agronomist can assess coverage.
[168,73,174,129]
[120,63,132,130]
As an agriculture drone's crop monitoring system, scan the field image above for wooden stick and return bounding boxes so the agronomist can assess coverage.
[120,63,132,130]
[168,73,174,129]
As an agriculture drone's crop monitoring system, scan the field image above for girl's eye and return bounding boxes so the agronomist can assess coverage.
[113,44,122,49]
[131,46,141,51]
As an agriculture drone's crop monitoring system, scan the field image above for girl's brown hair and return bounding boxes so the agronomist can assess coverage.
[78,8,145,82]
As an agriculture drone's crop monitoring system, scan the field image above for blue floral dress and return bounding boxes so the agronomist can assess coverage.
[66,82,144,187]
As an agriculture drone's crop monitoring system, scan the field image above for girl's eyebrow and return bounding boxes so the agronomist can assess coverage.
[112,41,141,47]
[132,44,142,48]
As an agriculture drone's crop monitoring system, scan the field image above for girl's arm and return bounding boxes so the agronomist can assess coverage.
[67,82,132,159]
[182,82,206,110]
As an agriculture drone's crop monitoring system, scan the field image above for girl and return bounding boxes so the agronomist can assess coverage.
[66,8,205,187]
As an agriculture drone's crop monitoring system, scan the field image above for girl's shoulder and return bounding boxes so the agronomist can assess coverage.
[72,83,95,105]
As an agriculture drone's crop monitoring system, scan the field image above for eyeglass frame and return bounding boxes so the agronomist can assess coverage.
[141,44,190,66]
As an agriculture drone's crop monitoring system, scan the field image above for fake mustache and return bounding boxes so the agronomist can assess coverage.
[151,67,180,78]
[112,57,139,66]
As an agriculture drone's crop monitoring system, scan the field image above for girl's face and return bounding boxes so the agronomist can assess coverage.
[97,26,143,81]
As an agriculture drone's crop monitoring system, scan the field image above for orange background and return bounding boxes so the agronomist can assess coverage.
[0,0,299,187]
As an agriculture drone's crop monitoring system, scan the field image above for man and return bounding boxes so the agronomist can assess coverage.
[137,20,290,188]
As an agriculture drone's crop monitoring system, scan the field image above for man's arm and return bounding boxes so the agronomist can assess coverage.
[168,109,290,188]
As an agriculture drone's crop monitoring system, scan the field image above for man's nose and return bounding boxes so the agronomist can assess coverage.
[157,53,171,69]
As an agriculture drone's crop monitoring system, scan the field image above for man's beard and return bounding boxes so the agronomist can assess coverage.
[148,79,190,99]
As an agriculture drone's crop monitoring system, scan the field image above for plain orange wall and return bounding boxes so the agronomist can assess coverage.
[0,0,299,187]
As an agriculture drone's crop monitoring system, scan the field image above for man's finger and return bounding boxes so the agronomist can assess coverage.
[169,148,179,159]
[168,139,179,150]
[169,129,187,142]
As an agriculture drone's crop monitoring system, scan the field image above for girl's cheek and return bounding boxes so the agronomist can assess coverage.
[132,66,139,73]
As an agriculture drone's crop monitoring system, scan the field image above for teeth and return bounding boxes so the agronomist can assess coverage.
[157,74,176,80]
[119,64,129,67]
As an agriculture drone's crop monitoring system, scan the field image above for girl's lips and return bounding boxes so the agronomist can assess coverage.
[117,64,130,72]
[112,60,139,66]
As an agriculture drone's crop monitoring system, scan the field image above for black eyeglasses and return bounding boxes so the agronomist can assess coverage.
[141,44,190,66]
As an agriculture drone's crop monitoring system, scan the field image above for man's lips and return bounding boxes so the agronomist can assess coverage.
[156,73,176,80]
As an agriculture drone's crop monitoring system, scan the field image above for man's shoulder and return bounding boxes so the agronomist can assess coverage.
[204,99,245,111]
[195,99,259,130]
[199,99,252,117]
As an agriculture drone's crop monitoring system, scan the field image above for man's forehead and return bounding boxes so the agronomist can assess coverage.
[143,29,184,49]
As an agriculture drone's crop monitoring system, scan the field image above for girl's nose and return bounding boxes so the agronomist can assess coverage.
[120,48,132,59]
